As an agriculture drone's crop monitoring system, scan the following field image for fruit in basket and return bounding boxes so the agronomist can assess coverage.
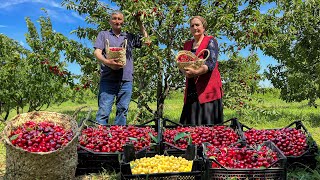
[9,120,73,152]
[206,145,279,169]
[79,125,157,152]
[109,47,123,51]
[177,54,194,62]
[244,128,308,156]
[130,155,193,174]
[163,126,239,149]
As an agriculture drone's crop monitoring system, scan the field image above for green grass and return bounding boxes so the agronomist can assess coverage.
[0,89,320,179]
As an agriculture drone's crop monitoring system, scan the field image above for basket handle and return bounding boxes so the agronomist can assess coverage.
[72,106,92,130]
[105,39,110,51]
[196,49,210,61]
[122,39,127,49]
[175,51,184,63]
[106,39,127,50]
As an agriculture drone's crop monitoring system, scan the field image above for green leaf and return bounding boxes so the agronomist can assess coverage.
[209,156,216,160]
[187,137,192,145]
[9,134,19,141]
[130,163,137,169]
[174,132,189,142]
[129,137,138,142]
[256,145,262,151]
[148,132,158,143]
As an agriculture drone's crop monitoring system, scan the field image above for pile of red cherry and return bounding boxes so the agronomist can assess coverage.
[109,47,123,51]
[163,126,239,149]
[177,54,194,62]
[9,121,73,152]
[206,144,279,169]
[244,128,308,156]
[79,125,157,152]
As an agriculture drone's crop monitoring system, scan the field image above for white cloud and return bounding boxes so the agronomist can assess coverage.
[71,12,85,21]
[39,0,61,9]
[45,9,59,18]
[0,1,84,24]
[19,41,25,46]
[0,0,62,9]
[0,25,7,28]
[46,9,77,24]
[0,0,28,9]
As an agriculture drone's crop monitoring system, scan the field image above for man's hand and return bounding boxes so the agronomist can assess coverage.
[105,58,124,70]
[136,17,151,46]
[94,49,124,70]
[142,37,152,46]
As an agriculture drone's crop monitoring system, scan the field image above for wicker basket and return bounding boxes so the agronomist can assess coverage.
[175,49,210,70]
[2,109,91,180]
[106,39,127,66]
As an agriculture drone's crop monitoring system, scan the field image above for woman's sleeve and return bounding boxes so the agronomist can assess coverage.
[205,38,219,72]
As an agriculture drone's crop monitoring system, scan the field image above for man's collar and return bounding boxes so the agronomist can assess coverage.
[109,29,127,36]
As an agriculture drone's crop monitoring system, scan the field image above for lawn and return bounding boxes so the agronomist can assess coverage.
[0,89,319,179]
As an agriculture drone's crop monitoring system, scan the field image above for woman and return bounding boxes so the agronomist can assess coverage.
[179,16,223,125]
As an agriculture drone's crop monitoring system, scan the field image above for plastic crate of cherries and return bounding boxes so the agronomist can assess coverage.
[76,119,161,175]
[240,120,318,169]
[202,141,287,180]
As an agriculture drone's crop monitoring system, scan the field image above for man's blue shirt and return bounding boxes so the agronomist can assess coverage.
[94,30,142,81]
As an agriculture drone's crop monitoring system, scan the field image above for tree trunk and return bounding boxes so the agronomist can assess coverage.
[4,109,9,121]
[156,56,164,119]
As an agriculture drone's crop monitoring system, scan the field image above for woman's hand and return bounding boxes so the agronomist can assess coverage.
[182,67,198,78]
[183,65,208,78]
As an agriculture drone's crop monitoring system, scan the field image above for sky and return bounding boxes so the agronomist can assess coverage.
[0,0,277,87]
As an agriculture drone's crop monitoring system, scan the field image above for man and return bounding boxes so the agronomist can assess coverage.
[94,10,150,125]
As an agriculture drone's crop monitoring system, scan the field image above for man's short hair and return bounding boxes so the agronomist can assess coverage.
[110,10,123,17]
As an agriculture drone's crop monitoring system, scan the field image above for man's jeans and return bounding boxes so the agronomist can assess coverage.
[96,80,132,125]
